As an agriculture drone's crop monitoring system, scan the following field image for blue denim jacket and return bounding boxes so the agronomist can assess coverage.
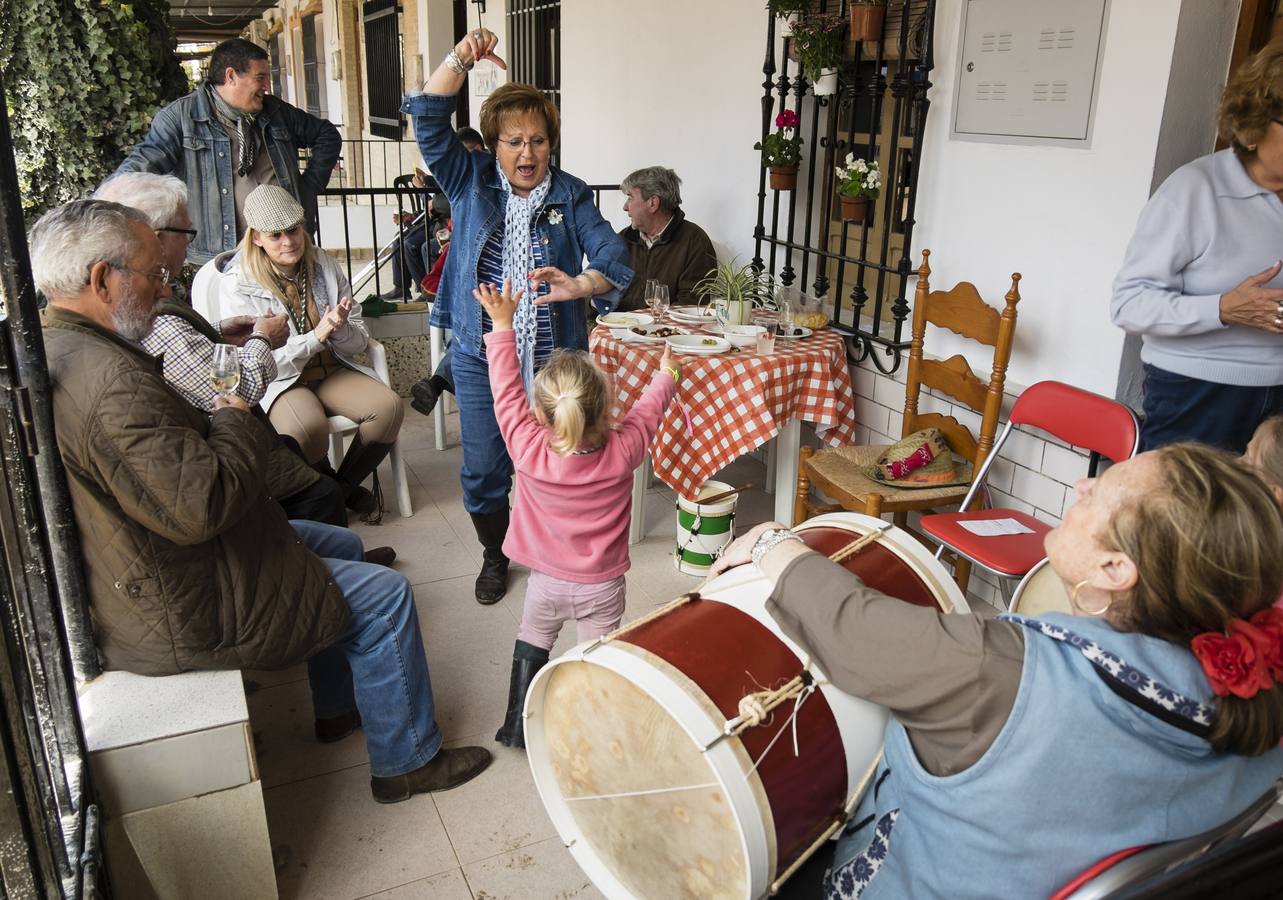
[113,89,341,265]
[401,92,632,358]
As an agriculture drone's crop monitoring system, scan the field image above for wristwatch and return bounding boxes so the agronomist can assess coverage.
[751,527,803,568]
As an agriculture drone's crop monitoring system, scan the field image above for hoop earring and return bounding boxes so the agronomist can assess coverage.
[1072,579,1112,617]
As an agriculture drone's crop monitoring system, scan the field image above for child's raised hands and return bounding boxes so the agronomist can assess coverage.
[473,278,526,331]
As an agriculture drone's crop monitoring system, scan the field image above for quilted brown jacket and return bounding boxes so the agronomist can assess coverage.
[41,305,349,675]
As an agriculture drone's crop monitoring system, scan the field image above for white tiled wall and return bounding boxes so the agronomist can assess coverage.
[843,360,1094,611]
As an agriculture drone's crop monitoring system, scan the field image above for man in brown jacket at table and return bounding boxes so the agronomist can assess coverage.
[31,199,490,803]
[617,166,718,311]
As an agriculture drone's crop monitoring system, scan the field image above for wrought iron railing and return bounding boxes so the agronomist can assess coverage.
[314,179,620,301]
[753,0,936,374]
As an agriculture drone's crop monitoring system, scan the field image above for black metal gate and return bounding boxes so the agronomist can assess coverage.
[754,0,936,374]
[0,74,103,899]
[506,0,561,109]
[363,0,404,139]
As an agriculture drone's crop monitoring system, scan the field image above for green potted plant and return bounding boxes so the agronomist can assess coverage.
[849,0,887,42]
[694,260,777,327]
[754,109,803,191]
[835,154,881,222]
[790,13,846,96]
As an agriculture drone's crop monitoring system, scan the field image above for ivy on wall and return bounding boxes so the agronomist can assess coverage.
[0,0,188,222]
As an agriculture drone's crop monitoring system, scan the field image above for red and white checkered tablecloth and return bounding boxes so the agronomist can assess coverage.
[590,324,859,500]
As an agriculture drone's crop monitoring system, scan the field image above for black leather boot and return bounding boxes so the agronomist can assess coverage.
[495,641,549,749]
[410,375,451,417]
[336,436,394,519]
[470,508,510,605]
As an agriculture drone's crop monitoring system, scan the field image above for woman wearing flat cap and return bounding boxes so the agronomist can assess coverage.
[208,183,404,516]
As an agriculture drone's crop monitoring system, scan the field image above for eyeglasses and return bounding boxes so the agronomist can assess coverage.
[158,226,198,244]
[112,264,171,285]
[497,135,549,153]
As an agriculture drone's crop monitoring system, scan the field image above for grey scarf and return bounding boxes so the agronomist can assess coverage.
[207,85,258,177]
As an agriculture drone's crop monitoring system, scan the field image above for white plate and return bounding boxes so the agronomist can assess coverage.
[776,326,813,340]
[597,311,654,329]
[665,334,731,356]
[613,324,692,344]
[668,306,717,323]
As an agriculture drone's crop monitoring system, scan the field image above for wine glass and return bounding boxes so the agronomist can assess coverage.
[210,344,241,402]
[652,284,670,321]
[643,279,659,317]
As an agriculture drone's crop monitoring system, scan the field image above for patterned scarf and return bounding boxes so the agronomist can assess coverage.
[494,162,551,390]
[207,85,258,177]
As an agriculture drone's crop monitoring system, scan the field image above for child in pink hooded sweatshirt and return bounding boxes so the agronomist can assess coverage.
[476,278,679,750]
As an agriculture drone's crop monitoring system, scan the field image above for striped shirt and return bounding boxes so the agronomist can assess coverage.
[477,222,554,371]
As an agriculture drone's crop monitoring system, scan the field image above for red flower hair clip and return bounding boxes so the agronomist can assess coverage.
[1191,608,1283,700]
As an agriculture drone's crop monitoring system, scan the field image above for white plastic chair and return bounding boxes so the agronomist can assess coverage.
[326,338,414,518]
[429,323,451,451]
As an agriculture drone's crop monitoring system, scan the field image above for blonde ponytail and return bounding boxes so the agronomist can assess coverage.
[533,351,610,455]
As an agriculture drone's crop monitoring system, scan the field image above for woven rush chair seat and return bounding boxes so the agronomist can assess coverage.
[806,444,973,509]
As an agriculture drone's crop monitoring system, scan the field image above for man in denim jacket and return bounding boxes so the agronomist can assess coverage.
[111,38,341,266]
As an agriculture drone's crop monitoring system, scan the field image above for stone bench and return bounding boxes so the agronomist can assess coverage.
[79,669,277,899]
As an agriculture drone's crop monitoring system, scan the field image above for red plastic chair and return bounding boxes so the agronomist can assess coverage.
[920,381,1139,605]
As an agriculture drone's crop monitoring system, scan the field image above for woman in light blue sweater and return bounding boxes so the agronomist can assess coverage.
[1112,42,1283,453]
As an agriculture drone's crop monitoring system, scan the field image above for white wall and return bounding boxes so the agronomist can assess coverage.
[560,0,768,255]
[912,0,1187,397]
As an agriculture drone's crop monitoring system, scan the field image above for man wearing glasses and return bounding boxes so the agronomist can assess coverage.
[91,174,396,560]
[31,200,491,801]
[110,37,340,266]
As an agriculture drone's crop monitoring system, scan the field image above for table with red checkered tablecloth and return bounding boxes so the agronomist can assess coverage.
[590,322,859,532]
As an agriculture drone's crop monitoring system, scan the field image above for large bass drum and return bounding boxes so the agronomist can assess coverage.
[1010,557,1072,618]
[523,512,970,899]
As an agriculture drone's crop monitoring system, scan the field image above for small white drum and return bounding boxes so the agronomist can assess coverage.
[524,512,970,899]
[674,480,738,575]
[1010,557,1072,618]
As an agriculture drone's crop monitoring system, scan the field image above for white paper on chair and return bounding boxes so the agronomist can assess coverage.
[958,518,1035,537]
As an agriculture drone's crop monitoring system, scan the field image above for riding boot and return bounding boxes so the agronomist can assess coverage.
[495,641,549,749]
[469,508,510,605]
[335,436,394,516]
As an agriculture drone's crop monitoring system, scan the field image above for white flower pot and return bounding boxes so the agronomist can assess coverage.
[720,299,754,326]
[813,68,839,97]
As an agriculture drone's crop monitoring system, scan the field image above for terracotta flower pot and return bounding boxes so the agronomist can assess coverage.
[840,195,870,222]
[770,165,799,191]
[849,3,886,42]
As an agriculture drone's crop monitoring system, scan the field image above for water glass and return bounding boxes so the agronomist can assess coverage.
[210,344,241,401]
[756,315,779,354]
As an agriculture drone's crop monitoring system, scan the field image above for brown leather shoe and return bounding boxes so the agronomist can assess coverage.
[314,710,362,744]
[369,746,493,803]
[364,546,397,567]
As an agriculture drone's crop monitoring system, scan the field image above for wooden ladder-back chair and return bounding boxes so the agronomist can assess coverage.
[795,249,1021,589]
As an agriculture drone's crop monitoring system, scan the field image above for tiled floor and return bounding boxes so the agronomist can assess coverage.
[246,403,784,900]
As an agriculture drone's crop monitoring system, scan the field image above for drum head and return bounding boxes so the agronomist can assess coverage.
[534,658,754,899]
[1011,558,1072,617]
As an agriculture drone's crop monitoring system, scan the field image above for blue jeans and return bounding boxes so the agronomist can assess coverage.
[391,226,429,293]
[1140,364,1283,454]
[450,347,513,514]
[291,520,442,777]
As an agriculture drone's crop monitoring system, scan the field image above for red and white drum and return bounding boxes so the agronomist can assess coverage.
[523,512,970,899]
[1010,557,1072,618]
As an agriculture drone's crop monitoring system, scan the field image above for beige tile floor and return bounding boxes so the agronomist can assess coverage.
[247,404,787,900]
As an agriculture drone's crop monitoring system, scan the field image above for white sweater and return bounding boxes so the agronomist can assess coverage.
[1111,148,1283,386]
[206,248,379,410]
